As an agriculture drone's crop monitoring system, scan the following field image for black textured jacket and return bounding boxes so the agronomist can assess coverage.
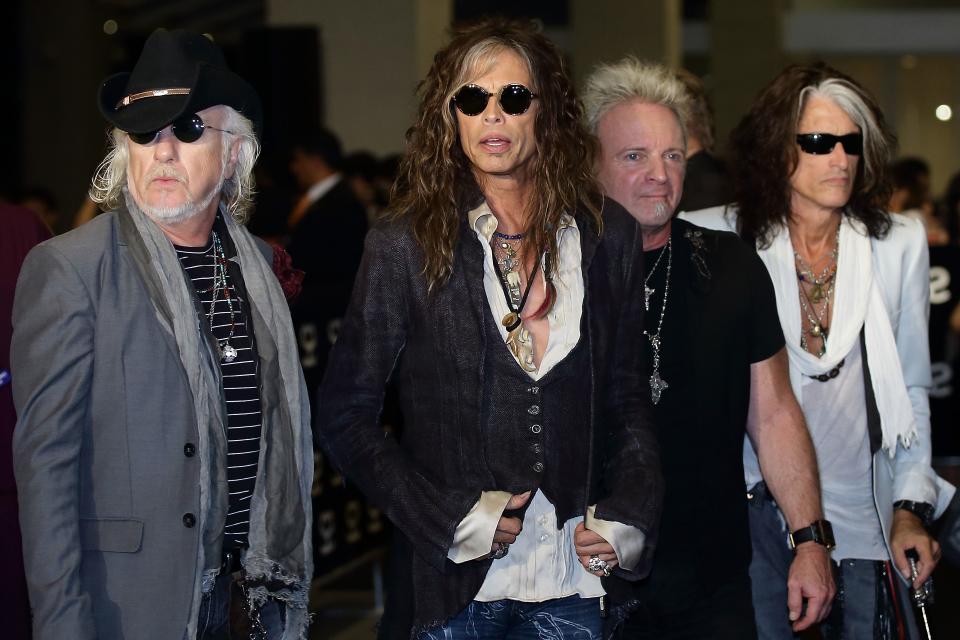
[316,197,662,637]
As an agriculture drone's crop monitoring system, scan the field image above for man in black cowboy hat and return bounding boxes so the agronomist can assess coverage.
[10,29,313,639]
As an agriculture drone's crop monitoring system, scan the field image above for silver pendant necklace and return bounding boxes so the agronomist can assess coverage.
[197,231,238,363]
[643,237,672,404]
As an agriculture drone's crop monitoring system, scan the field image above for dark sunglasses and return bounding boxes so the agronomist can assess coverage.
[128,113,234,145]
[796,133,863,156]
[452,83,538,116]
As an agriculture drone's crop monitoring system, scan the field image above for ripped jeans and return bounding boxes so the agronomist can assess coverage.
[417,595,602,640]
[196,569,286,639]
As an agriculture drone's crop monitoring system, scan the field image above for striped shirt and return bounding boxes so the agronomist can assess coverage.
[176,234,262,550]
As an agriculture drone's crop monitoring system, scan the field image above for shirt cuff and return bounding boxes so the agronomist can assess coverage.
[586,504,646,572]
[447,491,513,563]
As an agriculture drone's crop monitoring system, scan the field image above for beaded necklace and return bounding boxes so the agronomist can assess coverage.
[195,231,238,363]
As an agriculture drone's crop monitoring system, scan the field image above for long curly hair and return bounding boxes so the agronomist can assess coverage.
[730,63,895,247]
[389,18,602,290]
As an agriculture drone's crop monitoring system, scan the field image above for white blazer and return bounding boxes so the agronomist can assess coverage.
[680,206,955,561]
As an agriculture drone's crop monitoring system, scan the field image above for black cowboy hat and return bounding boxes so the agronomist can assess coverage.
[98,29,262,136]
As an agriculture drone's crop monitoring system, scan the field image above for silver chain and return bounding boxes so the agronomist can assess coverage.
[643,237,672,404]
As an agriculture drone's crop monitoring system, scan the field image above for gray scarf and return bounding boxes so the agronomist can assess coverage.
[124,194,313,639]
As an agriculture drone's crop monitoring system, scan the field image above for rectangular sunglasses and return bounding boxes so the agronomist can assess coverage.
[796,133,863,155]
[128,113,234,145]
[452,83,538,116]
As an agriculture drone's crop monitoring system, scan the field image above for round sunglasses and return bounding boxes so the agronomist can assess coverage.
[452,83,538,117]
[796,133,863,156]
[128,113,234,145]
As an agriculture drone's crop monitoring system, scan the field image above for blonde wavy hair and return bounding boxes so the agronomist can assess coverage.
[89,106,260,223]
[389,18,602,291]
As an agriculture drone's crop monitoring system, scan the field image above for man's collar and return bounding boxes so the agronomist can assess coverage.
[304,173,342,207]
[467,200,576,241]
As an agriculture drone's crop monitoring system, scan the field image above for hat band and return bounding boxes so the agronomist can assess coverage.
[115,87,191,110]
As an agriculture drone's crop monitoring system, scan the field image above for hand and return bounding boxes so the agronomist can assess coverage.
[891,509,941,589]
[574,521,619,576]
[491,491,532,554]
[786,543,835,632]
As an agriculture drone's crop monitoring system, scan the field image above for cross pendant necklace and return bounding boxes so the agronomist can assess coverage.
[643,237,672,404]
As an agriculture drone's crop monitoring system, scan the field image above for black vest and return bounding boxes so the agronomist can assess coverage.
[481,298,592,525]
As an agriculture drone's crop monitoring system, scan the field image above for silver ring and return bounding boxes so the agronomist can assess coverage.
[490,542,509,560]
[587,554,612,577]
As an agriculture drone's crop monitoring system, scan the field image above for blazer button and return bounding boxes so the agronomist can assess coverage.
[527,405,541,416]
[531,443,542,454]
[533,462,544,473]
[183,513,196,528]
[530,424,542,434]
[527,386,540,395]
[183,443,196,457]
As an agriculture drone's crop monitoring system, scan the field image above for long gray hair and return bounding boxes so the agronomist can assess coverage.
[89,106,260,223]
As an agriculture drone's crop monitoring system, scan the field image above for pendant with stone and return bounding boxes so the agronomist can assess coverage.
[649,369,668,404]
[220,341,238,363]
[811,284,824,303]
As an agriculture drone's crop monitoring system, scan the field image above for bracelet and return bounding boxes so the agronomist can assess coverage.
[893,500,935,528]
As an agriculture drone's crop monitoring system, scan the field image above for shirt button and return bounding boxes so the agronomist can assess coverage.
[183,443,196,457]
[533,462,544,473]
[183,513,196,528]
[528,405,541,416]
[531,424,542,434]
[540,533,550,543]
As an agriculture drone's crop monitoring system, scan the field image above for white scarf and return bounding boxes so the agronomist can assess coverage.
[759,216,917,456]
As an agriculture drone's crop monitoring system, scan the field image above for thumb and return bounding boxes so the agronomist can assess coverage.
[507,490,532,510]
[786,580,802,622]
[892,547,911,581]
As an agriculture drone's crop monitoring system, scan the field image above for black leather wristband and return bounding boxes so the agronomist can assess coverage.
[894,500,935,527]
[788,519,836,551]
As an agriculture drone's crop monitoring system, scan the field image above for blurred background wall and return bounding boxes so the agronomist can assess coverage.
[8,0,960,228]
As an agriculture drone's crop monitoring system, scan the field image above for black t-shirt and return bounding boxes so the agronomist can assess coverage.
[632,218,783,612]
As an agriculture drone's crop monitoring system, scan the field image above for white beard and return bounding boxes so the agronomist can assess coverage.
[132,165,226,225]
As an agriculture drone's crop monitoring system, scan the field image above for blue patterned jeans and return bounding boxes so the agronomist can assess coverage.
[417,595,603,639]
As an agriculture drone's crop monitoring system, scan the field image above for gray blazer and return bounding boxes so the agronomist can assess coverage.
[11,211,272,639]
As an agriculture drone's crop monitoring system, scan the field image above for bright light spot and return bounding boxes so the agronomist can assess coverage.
[103,19,118,35]
[936,104,953,122]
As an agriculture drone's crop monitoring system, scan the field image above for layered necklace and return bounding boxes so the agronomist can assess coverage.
[491,230,550,372]
[643,237,672,404]
[794,224,839,359]
[196,231,239,363]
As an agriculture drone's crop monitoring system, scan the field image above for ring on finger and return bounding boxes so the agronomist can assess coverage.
[490,542,510,560]
[587,554,612,577]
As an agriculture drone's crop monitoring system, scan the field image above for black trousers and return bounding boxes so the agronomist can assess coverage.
[614,573,758,640]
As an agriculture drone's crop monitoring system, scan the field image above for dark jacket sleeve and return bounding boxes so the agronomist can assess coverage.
[315,224,480,571]
[592,206,663,579]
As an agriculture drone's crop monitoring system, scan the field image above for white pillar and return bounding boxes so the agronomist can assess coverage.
[267,0,452,155]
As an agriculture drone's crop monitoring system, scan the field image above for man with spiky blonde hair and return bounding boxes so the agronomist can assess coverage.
[583,57,832,638]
